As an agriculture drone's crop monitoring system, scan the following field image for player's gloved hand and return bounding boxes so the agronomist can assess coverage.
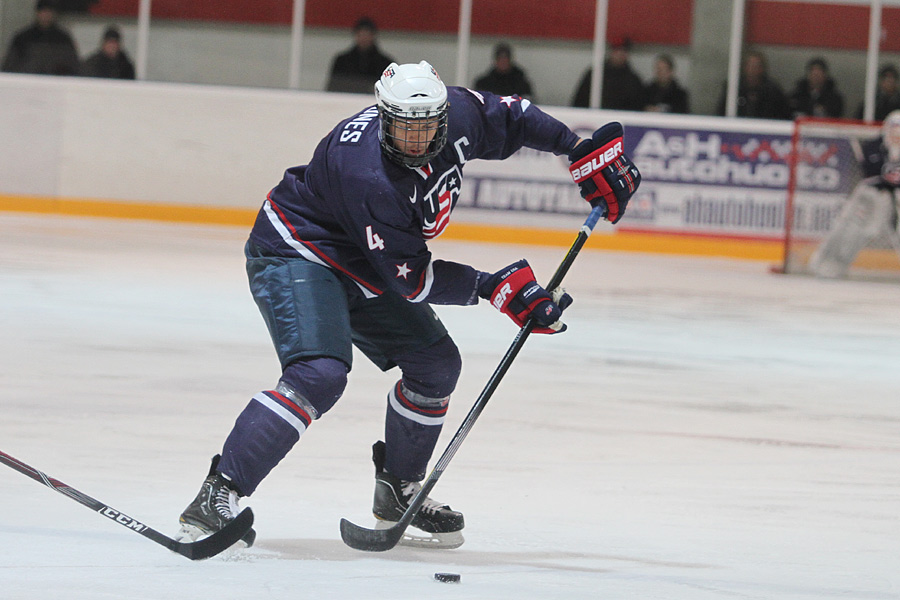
[568,121,641,224]
[478,260,573,334]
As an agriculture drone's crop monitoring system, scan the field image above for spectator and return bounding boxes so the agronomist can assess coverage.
[326,17,395,94]
[788,57,844,118]
[473,42,534,99]
[80,26,135,80]
[572,37,646,110]
[855,65,900,122]
[716,51,790,120]
[644,54,689,114]
[1,0,79,76]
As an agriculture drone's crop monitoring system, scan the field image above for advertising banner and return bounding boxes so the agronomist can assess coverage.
[456,115,816,240]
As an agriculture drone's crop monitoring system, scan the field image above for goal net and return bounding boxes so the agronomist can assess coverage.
[780,117,900,280]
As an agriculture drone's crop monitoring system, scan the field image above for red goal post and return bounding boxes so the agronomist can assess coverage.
[780,116,900,279]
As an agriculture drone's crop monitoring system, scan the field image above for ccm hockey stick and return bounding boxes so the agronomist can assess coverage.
[0,449,254,560]
[340,203,606,551]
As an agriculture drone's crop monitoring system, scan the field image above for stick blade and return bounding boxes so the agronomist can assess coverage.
[340,517,404,552]
[173,507,255,560]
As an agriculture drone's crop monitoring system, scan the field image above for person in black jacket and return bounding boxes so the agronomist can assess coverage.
[855,65,900,122]
[788,57,844,118]
[326,17,395,94]
[644,54,689,114]
[716,51,790,120]
[1,0,79,76]
[572,37,646,111]
[474,43,534,99]
[80,26,135,80]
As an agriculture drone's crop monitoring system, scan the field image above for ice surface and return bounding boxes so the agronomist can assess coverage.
[1,213,898,599]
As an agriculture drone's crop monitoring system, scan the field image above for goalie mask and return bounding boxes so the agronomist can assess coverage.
[883,110,900,158]
[375,61,449,168]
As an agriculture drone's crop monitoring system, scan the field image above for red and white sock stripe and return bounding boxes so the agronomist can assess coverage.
[387,381,448,427]
[252,390,312,436]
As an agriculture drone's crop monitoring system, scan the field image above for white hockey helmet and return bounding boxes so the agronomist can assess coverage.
[374,61,449,167]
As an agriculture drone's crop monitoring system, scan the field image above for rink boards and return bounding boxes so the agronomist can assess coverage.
[0,73,800,261]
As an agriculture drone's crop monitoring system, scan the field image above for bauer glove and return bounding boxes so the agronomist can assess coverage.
[478,260,573,334]
[568,121,641,224]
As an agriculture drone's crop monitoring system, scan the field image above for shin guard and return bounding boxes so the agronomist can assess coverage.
[383,381,449,481]
[217,390,313,496]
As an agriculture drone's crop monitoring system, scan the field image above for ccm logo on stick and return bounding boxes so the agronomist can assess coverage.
[570,141,623,182]
[101,507,147,531]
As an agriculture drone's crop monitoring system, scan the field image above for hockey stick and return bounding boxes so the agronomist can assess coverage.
[340,203,606,551]
[0,449,254,560]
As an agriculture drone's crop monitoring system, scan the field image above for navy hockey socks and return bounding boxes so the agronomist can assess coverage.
[383,380,449,481]
[218,390,312,496]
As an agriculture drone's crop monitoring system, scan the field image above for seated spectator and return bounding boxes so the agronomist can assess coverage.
[716,50,790,119]
[473,43,534,99]
[644,54,689,113]
[80,26,135,80]
[855,64,900,122]
[326,17,395,94]
[788,57,843,118]
[1,0,79,76]
[572,37,646,111]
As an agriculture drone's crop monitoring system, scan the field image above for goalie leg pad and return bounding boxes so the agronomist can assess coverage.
[810,184,894,277]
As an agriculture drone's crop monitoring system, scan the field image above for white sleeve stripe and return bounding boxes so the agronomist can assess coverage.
[407,261,434,303]
[263,200,328,268]
[263,200,378,299]
[252,393,308,437]
[388,384,445,426]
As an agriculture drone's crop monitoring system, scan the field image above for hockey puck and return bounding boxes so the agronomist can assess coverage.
[434,572,461,583]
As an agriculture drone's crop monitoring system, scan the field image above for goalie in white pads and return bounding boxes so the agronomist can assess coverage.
[810,110,900,278]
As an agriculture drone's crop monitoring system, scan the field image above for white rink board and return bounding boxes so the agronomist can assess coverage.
[0,74,794,239]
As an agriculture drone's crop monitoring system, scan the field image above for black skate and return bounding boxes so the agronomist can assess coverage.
[371,441,464,549]
[177,455,256,549]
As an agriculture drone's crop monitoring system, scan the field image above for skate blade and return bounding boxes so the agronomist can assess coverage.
[374,519,464,549]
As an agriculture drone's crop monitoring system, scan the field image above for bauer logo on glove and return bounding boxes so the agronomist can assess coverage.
[478,260,573,334]
[570,140,624,183]
[568,121,641,224]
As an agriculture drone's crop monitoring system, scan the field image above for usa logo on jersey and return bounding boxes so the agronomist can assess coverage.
[422,165,462,239]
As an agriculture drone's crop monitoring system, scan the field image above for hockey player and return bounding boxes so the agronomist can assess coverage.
[177,61,640,549]
[810,110,900,278]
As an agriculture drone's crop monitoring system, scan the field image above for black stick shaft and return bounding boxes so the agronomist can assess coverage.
[0,449,253,560]
[0,450,176,545]
[420,204,602,498]
[341,204,605,551]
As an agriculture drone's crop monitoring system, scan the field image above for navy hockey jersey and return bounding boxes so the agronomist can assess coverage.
[248,87,580,305]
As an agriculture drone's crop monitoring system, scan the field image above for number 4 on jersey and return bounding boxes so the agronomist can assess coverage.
[366,226,385,251]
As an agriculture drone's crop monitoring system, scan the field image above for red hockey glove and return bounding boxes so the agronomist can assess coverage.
[478,260,573,334]
[568,122,641,224]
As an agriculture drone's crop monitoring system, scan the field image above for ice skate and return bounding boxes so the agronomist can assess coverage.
[371,441,464,549]
[176,455,256,549]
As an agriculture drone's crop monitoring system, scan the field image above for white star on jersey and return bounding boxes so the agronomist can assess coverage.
[500,96,519,107]
[395,262,412,279]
